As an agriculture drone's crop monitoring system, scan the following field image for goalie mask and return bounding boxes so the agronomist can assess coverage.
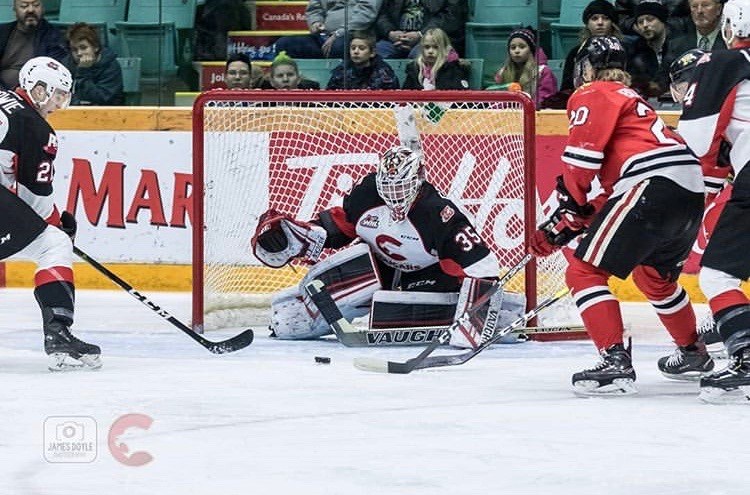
[668,49,706,103]
[376,146,425,222]
[573,36,627,88]
[721,0,750,45]
[19,56,73,110]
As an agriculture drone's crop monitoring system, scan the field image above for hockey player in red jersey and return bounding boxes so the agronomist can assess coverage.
[0,56,101,371]
[529,36,710,395]
[677,0,750,403]
[251,145,516,347]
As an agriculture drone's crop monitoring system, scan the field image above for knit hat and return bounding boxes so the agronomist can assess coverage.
[634,0,669,23]
[582,0,619,24]
[507,28,536,53]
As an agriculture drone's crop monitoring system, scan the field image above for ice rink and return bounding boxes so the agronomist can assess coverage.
[1,288,747,495]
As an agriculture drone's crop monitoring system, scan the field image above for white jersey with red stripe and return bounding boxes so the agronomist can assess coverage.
[678,47,750,178]
[562,80,703,209]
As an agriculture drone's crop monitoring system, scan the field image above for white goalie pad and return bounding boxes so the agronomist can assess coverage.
[369,290,458,329]
[252,211,327,268]
[449,278,527,349]
[271,243,382,339]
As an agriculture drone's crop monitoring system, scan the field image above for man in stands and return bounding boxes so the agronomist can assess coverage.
[678,0,750,404]
[0,0,67,90]
[251,145,523,348]
[0,56,101,371]
[530,36,710,396]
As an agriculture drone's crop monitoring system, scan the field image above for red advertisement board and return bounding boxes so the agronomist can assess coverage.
[254,1,308,30]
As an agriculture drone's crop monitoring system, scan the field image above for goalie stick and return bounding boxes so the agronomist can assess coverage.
[304,253,533,348]
[74,246,254,354]
[353,287,570,373]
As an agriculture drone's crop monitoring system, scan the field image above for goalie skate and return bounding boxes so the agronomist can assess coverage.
[45,321,102,372]
[572,343,637,396]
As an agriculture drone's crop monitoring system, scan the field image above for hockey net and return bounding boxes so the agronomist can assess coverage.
[192,90,577,332]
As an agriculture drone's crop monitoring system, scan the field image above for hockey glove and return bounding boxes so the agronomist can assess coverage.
[60,211,77,241]
[251,209,327,268]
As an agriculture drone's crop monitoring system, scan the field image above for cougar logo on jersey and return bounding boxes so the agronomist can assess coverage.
[375,234,407,261]
[359,214,379,229]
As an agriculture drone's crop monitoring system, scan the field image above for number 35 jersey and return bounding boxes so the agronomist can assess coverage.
[562,81,703,209]
[0,89,60,223]
[319,173,499,279]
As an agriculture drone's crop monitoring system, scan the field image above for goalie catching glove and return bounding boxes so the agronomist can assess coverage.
[251,209,327,268]
[529,175,595,258]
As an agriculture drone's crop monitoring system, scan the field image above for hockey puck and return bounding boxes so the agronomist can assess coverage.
[315,356,331,364]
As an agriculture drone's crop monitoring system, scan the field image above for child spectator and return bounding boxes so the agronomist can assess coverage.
[402,28,468,90]
[260,51,321,90]
[493,28,557,106]
[224,52,263,89]
[327,30,399,89]
[62,22,123,105]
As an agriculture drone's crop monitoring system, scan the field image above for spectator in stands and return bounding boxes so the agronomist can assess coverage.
[327,30,399,89]
[542,0,622,108]
[261,51,321,89]
[402,28,468,89]
[194,0,253,61]
[0,0,68,89]
[374,0,468,59]
[616,0,691,35]
[492,28,557,106]
[669,0,726,57]
[61,23,123,106]
[626,0,677,98]
[275,0,384,59]
[224,52,264,89]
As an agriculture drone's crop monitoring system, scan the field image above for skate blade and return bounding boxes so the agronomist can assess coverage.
[660,370,711,382]
[48,353,102,372]
[573,378,638,397]
[699,386,750,405]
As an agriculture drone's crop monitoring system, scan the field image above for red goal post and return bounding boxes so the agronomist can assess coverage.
[192,90,568,332]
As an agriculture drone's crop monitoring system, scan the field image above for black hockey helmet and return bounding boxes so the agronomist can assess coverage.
[668,48,706,102]
[573,36,628,87]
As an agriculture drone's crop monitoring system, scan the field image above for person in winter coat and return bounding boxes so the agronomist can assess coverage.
[62,23,123,106]
[327,30,399,89]
[402,27,468,89]
[493,27,557,106]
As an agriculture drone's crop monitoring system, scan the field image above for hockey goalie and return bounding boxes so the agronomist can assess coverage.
[250,145,525,347]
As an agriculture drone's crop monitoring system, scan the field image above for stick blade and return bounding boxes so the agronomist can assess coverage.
[353,357,391,373]
[206,329,255,354]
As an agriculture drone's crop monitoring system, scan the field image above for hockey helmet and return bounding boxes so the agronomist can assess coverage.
[721,0,750,45]
[668,49,707,103]
[375,145,425,222]
[19,56,73,110]
[573,35,628,88]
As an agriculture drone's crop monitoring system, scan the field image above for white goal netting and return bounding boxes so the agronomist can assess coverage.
[193,91,576,331]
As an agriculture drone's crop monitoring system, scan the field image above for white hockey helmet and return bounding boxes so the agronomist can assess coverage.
[19,56,73,109]
[375,145,425,222]
[721,0,750,45]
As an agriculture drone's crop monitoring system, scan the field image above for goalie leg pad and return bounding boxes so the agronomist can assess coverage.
[369,290,458,329]
[270,286,329,340]
[449,279,527,349]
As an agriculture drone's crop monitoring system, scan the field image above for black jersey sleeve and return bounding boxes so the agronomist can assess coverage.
[317,173,384,249]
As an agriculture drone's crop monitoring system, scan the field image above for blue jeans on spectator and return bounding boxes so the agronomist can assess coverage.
[375,40,419,59]
[275,33,348,59]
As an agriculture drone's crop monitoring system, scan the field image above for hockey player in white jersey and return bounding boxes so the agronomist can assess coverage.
[251,145,523,347]
[677,0,750,403]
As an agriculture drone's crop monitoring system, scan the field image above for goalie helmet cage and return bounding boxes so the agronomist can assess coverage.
[192,90,566,333]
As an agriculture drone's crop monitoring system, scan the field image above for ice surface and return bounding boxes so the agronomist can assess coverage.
[0,288,747,495]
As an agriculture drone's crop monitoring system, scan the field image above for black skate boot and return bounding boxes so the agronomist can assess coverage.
[698,316,727,359]
[572,342,637,396]
[44,313,101,371]
[658,341,714,381]
[699,349,750,404]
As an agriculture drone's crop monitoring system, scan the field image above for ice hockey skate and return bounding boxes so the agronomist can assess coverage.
[699,349,750,404]
[572,343,637,396]
[657,341,714,381]
[44,320,102,371]
[698,316,727,359]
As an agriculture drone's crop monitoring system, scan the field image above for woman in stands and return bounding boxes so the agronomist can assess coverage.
[402,28,469,90]
[493,27,557,106]
[62,23,123,106]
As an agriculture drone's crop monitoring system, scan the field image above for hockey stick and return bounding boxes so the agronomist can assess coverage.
[73,246,254,354]
[353,287,570,373]
[305,253,532,348]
